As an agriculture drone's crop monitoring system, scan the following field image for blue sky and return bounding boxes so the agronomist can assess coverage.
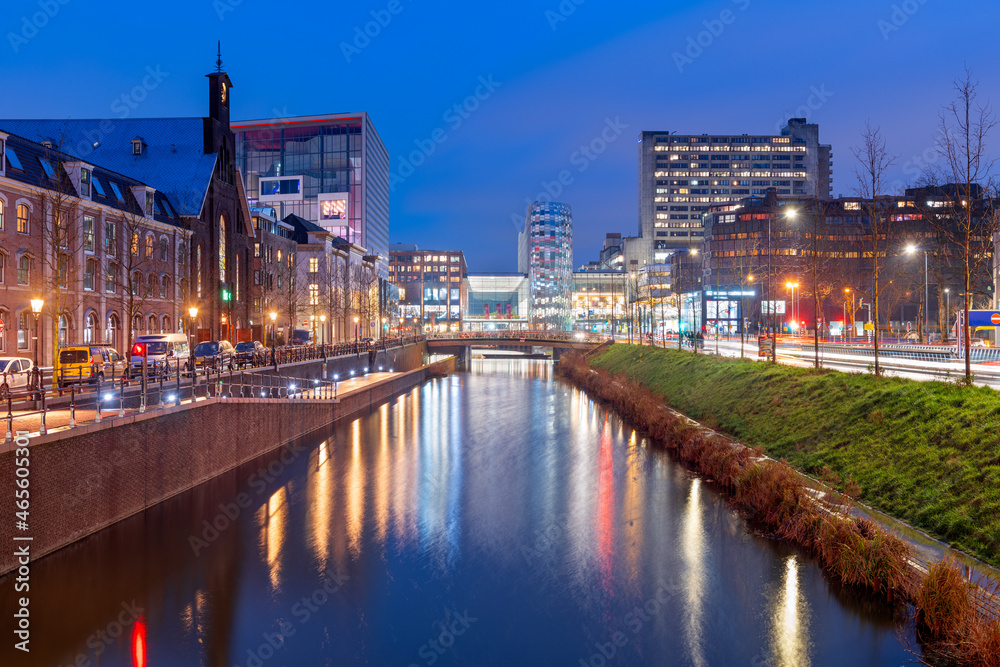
[1,0,997,272]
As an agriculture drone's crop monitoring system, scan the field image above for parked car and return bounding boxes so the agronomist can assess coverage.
[0,358,35,399]
[193,340,236,369]
[234,341,266,367]
[130,333,192,376]
[971,338,990,348]
[290,329,312,346]
[57,345,125,387]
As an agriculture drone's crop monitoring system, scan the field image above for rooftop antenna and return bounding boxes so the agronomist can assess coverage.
[215,41,223,73]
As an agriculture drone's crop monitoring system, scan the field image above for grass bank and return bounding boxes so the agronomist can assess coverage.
[589,345,1000,568]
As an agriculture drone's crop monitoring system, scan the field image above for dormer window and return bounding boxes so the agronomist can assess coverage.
[146,191,154,217]
[131,137,146,156]
[39,159,56,180]
[80,168,91,197]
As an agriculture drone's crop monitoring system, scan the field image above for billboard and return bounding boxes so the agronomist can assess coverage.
[762,301,786,315]
[259,176,303,202]
[318,193,349,223]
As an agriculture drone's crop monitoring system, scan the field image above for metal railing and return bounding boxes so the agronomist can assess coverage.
[426,331,611,344]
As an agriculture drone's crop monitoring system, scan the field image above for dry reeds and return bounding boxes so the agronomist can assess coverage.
[558,352,999,665]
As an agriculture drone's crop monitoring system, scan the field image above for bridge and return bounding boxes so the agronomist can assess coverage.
[425,332,610,366]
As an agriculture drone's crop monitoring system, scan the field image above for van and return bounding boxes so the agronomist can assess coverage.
[57,345,125,387]
[129,333,192,375]
[290,329,311,346]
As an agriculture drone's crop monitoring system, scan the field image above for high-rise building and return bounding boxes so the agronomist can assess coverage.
[632,119,833,266]
[233,112,390,273]
[389,244,468,332]
[518,201,573,330]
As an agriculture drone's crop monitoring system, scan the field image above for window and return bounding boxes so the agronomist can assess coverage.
[148,314,157,333]
[234,252,240,301]
[159,238,167,261]
[308,284,319,306]
[196,245,202,297]
[276,249,282,263]
[84,258,97,291]
[58,254,69,287]
[0,309,6,352]
[132,270,142,295]
[0,250,5,284]
[162,315,170,333]
[83,215,95,251]
[131,231,139,256]
[0,200,4,230]
[81,168,91,196]
[105,221,116,255]
[146,273,155,297]
[145,192,154,217]
[106,263,116,293]
[84,312,97,344]
[106,313,120,348]
[309,258,319,273]
[17,312,28,350]
[109,182,123,201]
[132,140,143,156]
[219,215,227,283]
[254,242,260,258]
[58,314,69,347]
[17,255,30,284]
[16,204,28,234]
[160,275,169,299]
[145,234,153,258]
[39,159,56,180]
[5,147,23,171]
[92,177,106,197]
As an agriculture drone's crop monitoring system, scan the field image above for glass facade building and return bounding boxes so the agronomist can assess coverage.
[463,275,529,331]
[572,271,625,333]
[233,113,390,273]
[518,202,574,330]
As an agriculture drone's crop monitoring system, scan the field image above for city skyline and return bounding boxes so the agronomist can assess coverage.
[1,0,997,273]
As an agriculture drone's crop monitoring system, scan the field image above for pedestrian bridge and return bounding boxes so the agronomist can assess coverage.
[425,331,610,352]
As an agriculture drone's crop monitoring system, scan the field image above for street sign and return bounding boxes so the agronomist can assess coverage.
[0,318,4,334]
[758,336,774,358]
[864,322,874,331]
[966,310,1000,327]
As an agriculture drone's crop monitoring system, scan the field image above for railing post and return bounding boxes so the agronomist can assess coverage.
[176,361,182,407]
[158,363,165,408]
[95,373,102,424]
[5,390,12,442]
[39,369,47,435]
[119,376,125,418]
[69,386,76,428]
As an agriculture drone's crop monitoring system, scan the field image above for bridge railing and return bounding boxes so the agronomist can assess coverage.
[426,331,611,344]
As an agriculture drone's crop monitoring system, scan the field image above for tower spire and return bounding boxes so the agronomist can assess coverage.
[215,40,223,73]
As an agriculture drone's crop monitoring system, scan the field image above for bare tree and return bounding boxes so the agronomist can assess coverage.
[853,123,900,376]
[803,199,836,367]
[927,69,998,384]
[274,251,298,343]
[114,203,157,360]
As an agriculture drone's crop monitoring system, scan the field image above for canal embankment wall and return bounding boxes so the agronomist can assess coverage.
[0,354,455,576]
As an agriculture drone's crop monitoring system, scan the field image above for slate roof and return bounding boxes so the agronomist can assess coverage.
[2,130,183,227]
[0,118,216,218]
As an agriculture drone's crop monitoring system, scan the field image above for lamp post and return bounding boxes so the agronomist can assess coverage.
[320,314,327,345]
[945,288,950,341]
[269,311,277,367]
[188,306,198,371]
[30,298,43,394]
[353,315,359,344]
[381,317,387,340]
[905,245,929,342]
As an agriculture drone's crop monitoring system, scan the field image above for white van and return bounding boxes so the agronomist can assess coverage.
[129,333,192,376]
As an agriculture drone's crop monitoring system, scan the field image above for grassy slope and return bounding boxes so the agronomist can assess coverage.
[591,345,1000,567]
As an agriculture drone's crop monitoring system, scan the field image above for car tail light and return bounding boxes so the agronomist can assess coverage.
[132,343,146,357]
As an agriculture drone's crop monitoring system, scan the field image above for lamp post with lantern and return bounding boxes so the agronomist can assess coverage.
[353,315,360,344]
[269,311,278,367]
[187,307,198,372]
[30,298,43,395]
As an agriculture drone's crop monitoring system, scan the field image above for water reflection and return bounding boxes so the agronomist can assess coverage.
[771,555,811,666]
[5,359,919,667]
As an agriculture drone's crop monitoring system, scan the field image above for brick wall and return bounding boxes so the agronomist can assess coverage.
[0,351,452,575]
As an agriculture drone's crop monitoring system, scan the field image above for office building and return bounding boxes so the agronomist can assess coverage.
[389,244,468,332]
[233,112,390,273]
[631,119,833,267]
[463,274,529,331]
[518,201,574,330]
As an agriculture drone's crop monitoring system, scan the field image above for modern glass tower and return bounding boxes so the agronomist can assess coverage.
[518,201,574,330]
[233,112,390,273]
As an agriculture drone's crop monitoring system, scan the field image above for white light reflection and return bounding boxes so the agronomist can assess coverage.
[681,478,707,667]
[770,555,811,667]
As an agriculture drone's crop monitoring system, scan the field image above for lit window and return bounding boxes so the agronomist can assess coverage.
[16,204,28,234]
[145,234,153,258]
[83,216,95,252]
[80,169,91,196]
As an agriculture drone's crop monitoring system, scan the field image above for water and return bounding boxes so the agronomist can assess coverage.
[3,359,920,666]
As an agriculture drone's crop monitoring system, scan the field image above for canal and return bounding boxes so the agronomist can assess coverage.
[3,359,920,666]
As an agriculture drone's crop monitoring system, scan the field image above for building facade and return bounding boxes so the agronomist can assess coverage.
[463,274,529,331]
[571,271,625,333]
[389,244,467,333]
[518,201,574,330]
[0,130,192,365]
[1,65,256,343]
[631,119,833,269]
[233,112,390,273]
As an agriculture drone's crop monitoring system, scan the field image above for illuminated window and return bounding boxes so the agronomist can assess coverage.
[145,234,153,258]
[219,215,227,283]
[16,204,28,234]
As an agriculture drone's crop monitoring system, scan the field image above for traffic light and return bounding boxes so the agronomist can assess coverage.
[221,284,232,302]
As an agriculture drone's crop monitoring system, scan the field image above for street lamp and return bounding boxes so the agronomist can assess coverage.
[353,315,360,343]
[320,314,327,345]
[843,288,851,340]
[30,298,43,393]
[945,288,950,341]
[381,316,387,340]
[905,244,929,341]
[269,311,277,366]
[187,306,198,367]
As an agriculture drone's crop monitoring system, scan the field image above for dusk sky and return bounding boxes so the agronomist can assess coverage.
[2,0,997,272]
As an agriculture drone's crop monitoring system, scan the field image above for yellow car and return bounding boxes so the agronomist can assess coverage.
[57,345,126,387]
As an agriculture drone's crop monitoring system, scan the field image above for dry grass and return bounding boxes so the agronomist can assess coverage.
[559,351,997,666]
